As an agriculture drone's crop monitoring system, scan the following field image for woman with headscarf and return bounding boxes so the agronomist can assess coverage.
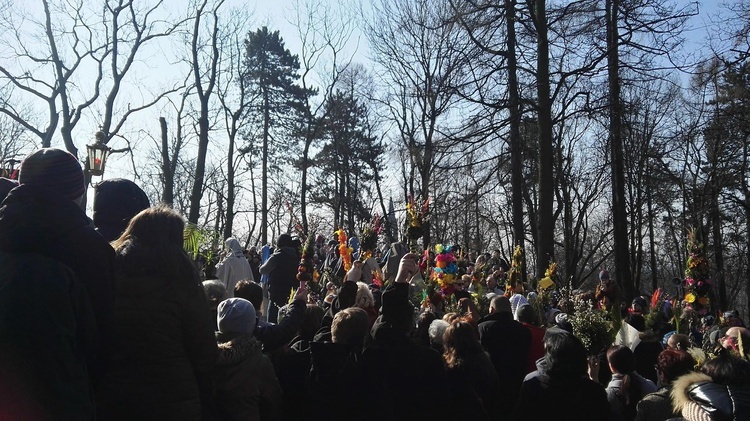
[216,237,254,296]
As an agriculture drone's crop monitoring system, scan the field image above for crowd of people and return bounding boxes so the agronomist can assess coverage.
[2,147,750,421]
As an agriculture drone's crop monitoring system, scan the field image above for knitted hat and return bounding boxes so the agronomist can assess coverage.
[19,148,84,201]
[599,270,610,281]
[217,298,256,336]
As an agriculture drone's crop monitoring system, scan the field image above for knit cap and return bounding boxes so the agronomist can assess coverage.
[217,298,256,336]
[19,148,85,201]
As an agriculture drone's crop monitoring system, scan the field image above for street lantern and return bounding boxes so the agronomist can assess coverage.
[0,158,20,179]
[87,131,111,177]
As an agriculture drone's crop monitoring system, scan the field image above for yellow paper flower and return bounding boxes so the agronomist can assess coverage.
[685,293,696,303]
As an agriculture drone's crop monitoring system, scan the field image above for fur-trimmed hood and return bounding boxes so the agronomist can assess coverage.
[216,333,263,366]
[671,371,711,413]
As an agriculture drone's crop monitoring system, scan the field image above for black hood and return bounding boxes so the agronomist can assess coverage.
[93,178,150,242]
[0,184,92,254]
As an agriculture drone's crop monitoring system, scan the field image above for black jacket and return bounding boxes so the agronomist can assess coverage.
[260,246,299,306]
[96,250,217,420]
[477,311,532,413]
[0,251,97,420]
[0,184,115,381]
[366,282,450,420]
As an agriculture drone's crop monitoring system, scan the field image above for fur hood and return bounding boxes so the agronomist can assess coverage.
[216,333,263,366]
[670,371,711,413]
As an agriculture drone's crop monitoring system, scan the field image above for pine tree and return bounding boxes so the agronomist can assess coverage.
[242,26,312,245]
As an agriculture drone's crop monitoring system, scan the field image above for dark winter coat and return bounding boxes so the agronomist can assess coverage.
[214,334,282,421]
[477,311,532,411]
[366,282,449,420]
[255,299,306,353]
[0,184,115,381]
[0,251,97,421]
[308,341,392,421]
[95,250,217,420]
[260,246,299,306]
[445,351,500,421]
[512,373,611,421]
[672,371,750,421]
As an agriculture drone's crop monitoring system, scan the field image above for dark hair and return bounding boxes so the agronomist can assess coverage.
[656,349,695,384]
[544,329,587,380]
[300,304,325,340]
[443,321,483,369]
[414,311,438,348]
[202,280,227,309]
[516,304,539,326]
[112,205,196,282]
[607,345,635,374]
[234,280,263,310]
[607,345,644,416]
[702,349,750,386]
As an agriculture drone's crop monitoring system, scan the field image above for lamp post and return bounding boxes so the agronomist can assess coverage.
[0,158,20,179]
[87,131,111,177]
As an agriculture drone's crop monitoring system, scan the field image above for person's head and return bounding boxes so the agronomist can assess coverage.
[19,148,84,204]
[516,304,539,326]
[111,205,191,278]
[667,333,691,351]
[489,295,512,315]
[202,280,228,312]
[443,320,483,368]
[224,237,243,256]
[485,273,497,290]
[606,345,635,375]
[655,348,695,385]
[300,304,325,340]
[428,319,450,351]
[723,310,743,327]
[217,298,256,338]
[456,274,471,291]
[722,326,750,354]
[234,280,263,312]
[331,307,370,346]
[544,328,588,379]
[93,178,150,242]
[355,282,375,310]
[492,249,501,259]
[277,233,293,248]
[414,311,437,346]
[701,348,750,386]
[599,269,611,286]
[442,312,461,324]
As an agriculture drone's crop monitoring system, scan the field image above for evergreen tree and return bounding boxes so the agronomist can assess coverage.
[311,90,384,233]
[242,26,311,245]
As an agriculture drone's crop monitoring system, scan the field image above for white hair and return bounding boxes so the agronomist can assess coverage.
[355,281,375,309]
[428,319,450,346]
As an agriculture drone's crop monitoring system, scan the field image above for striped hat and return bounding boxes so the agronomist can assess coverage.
[19,148,85,201]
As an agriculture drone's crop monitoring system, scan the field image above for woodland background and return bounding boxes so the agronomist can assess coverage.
[0,0,748,316]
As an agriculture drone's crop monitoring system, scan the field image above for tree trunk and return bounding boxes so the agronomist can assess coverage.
[712,187,726,311]
[261,89,270,244]
[607,0,634,302]
[188,105,209,224]
[507,0,526,275]
[647,179,658,292]
[224,130,236,240]
[534,0,554,278]
[159,117,174,205]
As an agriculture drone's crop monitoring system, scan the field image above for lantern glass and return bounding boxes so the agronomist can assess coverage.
[87,143,111,177]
